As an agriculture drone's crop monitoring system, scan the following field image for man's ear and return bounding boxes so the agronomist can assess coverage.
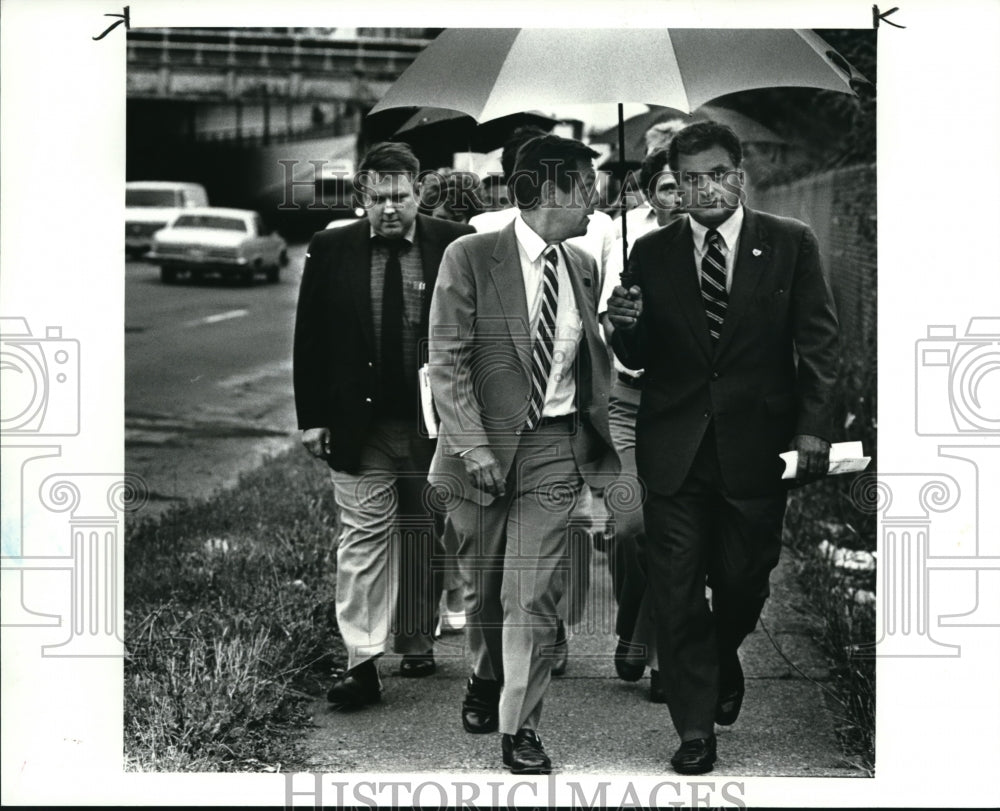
[539,177,557,206]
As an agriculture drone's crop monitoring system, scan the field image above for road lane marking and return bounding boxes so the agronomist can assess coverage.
[185,309,249,327]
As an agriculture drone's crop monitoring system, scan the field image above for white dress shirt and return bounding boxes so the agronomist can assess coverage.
[688,205,745,293]
[470,206,615,283]
[514,213,582,417]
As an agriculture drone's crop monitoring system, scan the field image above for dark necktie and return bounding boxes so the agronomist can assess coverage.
[379,238,407,410]
[525,247,559,430]
[700,229,728,344]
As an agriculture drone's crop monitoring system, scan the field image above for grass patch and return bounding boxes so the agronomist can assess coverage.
[783,336,878,775]
[125,446,343,772]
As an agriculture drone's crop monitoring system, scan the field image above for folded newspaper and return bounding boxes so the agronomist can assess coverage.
[418,364,439,438]
[779,441,870,480]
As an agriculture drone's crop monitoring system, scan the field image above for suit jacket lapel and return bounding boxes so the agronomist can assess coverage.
[714,207,770,357]
[663,218,713,362]
[415,214,441,331]
[560,243,599,348]
[560,243,598,410]
[489,222,533,372]
[344,221,376,355]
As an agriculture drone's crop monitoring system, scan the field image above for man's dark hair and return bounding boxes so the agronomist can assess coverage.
[500,125,549,180]
[667,121,743,170]
[358,141,421,176]
[640,148,672,199]
[508,134,599,211]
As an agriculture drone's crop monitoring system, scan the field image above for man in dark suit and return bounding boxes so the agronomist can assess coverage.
[607,122,839,774]
[294,142,473,709]
[428,135,619,774]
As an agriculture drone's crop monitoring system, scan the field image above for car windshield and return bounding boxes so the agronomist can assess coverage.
[172,215,247,232]
[127,189,180,207]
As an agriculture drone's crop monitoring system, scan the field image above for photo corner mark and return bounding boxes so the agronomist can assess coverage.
[93,6,130,41]
[873,5,906,29]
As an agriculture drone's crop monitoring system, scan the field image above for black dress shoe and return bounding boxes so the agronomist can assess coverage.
[649,669,668,704]
[399,650,436,678]
[614,637,646,682]
[461,674,501,734]
[670,736,717,775]
[715,654,745,725]
[549,620,569,677]
[501,728,552,774]
[327,662,381,710]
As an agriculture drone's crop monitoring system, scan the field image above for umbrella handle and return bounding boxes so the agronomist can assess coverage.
[616,102,634,290]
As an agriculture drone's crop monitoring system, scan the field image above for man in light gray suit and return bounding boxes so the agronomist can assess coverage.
[427,135,619,774]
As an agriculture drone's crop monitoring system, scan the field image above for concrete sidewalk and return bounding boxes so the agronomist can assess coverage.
[297,546,865,778]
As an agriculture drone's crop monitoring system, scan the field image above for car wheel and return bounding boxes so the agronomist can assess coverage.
[160,267,177,284]
[279,249,289,268]
[265,265,280,284]
[240,268,255,286]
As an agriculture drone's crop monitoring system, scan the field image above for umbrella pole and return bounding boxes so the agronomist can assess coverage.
[617,102,630,286]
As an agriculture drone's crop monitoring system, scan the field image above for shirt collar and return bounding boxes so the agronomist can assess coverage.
[631,201,656,222]
[689,204,744,251]
[370,219,417,246]
[514,211,554,263]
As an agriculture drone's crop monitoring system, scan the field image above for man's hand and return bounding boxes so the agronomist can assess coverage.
[302,427,331,459]
[791,434,830,484]
[461,446,506,498]
[606,285,643,332]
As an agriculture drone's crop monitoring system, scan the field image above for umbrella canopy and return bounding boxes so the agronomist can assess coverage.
[592,104,787,156]
[393,107,558,154]
[370,28,869,122]
[368,28,869,278]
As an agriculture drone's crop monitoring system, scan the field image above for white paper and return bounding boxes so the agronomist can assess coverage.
[419,364,438,438]
[780,440,871,479]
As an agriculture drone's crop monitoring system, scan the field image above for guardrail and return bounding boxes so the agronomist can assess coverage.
[127,28,429,81]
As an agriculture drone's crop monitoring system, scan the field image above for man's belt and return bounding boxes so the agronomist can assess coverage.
[536,412,576,428]
[617,371,644,389]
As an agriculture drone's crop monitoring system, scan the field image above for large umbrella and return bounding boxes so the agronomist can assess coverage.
[592,104,787,157]
[369,28,869,272]
[393,107,558,154]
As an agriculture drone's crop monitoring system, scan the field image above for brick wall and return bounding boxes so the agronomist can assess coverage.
[751,164,877,350]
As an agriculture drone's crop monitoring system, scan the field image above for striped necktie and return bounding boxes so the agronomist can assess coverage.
[700,229,728,343]
[525,247,559,431]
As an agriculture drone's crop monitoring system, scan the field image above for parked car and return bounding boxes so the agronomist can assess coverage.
[125,181,209,258]
[147,208,288,285]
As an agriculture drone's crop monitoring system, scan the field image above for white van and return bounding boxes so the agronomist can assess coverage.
[125,181,209,257]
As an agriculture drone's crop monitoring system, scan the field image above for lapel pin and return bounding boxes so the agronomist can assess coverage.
[752,248,762,257]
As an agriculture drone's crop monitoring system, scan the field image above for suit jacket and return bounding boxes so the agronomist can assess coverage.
[293,214,474,473]
[612,207,840,498]
[427,221,620,506]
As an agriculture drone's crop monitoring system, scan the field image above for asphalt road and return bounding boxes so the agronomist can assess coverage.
[125,244,308,515]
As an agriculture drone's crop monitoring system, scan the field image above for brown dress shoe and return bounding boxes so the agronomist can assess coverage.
[461,674,500,733]
[614,637,646,682]
[670,735,717,775]
[501,728,552,774]
[327,661,381,710]
[399,650,436,678]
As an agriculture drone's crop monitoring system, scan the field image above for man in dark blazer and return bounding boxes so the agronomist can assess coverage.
[428,135,619,774]
[607,122,840,774]
[294,142,473,710]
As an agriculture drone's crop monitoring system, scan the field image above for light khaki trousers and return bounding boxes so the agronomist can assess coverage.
[447,422,584,734]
